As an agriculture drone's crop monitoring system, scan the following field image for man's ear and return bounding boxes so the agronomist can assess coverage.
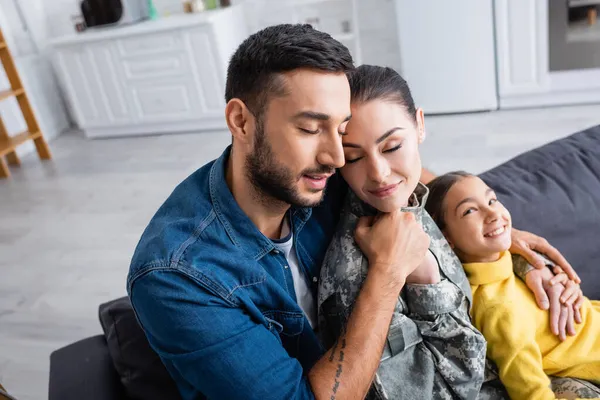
[416,108,426,144]
[225,99,256,146]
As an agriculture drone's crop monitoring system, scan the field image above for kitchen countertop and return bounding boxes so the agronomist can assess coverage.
[49,6,239,47]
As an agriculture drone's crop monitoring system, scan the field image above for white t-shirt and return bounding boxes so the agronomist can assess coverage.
[273,217,317,328]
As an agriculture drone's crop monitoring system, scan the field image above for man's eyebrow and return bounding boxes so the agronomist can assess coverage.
[292,111,330,121]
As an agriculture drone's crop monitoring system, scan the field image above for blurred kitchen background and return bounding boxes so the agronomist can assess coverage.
[1,1,600,399]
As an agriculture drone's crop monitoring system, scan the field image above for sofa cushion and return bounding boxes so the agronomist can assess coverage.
[99,297,182,400]
[479,125,600,300]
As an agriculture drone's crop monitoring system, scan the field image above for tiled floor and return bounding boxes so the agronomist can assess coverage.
[1,104,600,400]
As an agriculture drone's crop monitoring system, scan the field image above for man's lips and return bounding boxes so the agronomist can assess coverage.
[302,173,332,190]
[368,183,400,198]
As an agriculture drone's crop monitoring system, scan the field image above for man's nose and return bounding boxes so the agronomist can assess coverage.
[317,131,345,169]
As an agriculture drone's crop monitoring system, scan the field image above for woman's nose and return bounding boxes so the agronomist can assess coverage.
[368,156,391,183]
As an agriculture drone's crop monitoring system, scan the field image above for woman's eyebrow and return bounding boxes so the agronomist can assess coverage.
[376,127,403,144]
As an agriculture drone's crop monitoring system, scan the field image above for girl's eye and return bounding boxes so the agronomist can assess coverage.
[383,144,402,153]
[299,128,320,134]
[489,198,498,206]
[463,208,476,217]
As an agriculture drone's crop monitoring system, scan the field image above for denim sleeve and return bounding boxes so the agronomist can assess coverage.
[130,269,315,400]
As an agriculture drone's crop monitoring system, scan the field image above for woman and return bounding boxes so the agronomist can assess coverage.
[317,65,587,399]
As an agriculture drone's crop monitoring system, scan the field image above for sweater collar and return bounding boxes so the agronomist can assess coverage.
[462,251,513,286]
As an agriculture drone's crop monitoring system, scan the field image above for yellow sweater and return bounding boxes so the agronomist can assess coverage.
[463,252,600,400]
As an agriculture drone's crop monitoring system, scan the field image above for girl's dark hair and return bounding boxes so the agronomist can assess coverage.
[425,171,474,230]
[348,65,417,123]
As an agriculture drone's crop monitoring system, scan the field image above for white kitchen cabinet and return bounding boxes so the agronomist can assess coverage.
[50,5,247,138]
[494,0,600,109]
[494,0,550,98]
[55,43,133,128]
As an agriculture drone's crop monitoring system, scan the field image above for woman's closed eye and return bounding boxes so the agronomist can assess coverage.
[383,143,402,153]
[345,154,362,164]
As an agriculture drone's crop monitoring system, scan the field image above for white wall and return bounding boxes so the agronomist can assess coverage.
[356,0,401,69]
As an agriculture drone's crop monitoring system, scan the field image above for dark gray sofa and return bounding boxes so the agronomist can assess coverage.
[48,125,600,400]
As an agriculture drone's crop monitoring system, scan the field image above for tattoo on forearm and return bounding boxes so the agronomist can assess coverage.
[330,338,347,399]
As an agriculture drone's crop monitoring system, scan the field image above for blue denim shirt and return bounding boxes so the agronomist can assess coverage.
[127,146,345,400]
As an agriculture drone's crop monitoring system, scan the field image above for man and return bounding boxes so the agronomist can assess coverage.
[128,25,580,400]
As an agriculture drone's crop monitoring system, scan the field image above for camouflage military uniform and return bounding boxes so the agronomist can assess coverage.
[318,183,487,400]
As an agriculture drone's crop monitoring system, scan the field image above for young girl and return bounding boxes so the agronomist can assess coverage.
[426,171,600,400]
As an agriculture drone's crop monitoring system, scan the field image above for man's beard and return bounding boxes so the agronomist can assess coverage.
[245,120,334,208]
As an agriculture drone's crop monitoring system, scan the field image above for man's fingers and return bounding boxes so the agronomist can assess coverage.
[355,216,374,234]
[535,241,580,284]
[566,306,576,337]
[521,247,547,269]
[558,305,568,341]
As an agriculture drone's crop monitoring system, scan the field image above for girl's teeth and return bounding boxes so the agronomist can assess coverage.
[486,227,505,237]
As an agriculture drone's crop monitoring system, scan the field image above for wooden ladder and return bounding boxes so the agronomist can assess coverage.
[0,27,51,179]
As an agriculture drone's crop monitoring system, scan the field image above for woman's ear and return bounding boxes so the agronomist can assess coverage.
[416,108,426,144]
[225,99,255,147]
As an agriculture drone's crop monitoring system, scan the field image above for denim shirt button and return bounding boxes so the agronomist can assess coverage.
[284,265,289,269]
[312,277,318,283]
[272,249,280,255]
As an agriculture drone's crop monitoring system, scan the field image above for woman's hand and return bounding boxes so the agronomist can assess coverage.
[510,228,580,283]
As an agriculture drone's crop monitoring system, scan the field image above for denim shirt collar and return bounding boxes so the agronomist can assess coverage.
[209,146,312,261]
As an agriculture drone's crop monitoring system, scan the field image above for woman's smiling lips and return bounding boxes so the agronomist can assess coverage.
[368,183,400,198]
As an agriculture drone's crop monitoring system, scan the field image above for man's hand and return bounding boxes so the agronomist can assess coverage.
[525,267,582,341]
[355,211,430,288]
[510,228,580,283]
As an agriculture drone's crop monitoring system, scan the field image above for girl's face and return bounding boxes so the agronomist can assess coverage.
[340,99,425,212]
[442,176,512,263]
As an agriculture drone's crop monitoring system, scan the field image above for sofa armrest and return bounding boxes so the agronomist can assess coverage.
[49,335,128,400]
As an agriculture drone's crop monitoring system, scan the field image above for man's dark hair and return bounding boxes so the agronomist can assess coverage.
[225,24,354,118]
[348,65,417,124]
[425,171,474,231]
